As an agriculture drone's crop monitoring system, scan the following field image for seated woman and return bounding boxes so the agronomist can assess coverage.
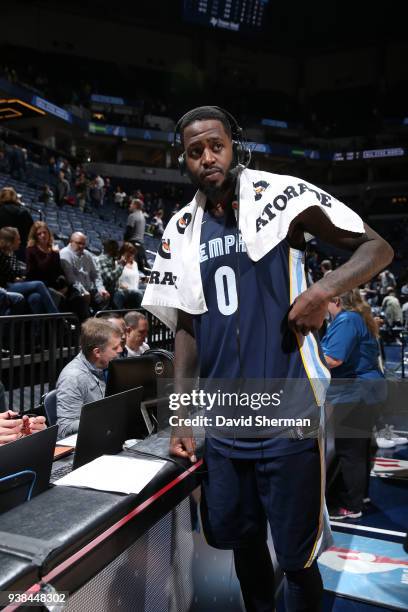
[26,221,68,307]
[114,242,145,309]
[26,221,88,320]
[0,226,58,314]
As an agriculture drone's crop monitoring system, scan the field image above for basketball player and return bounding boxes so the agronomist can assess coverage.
[142,106,393,611]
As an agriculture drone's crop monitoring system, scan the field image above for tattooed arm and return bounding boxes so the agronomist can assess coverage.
[286,206,394,336]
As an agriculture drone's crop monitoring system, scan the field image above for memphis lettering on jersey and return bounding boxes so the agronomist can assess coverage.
[256,182,333,233]
[199,232,247,263]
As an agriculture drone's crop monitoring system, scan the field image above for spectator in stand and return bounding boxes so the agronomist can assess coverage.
[125,199,145,245]
[95,175,104,190]
[142,192,151,215]
[114,186,127,209]
[306,250,319,281]
[361,281,379,306]
[56,318,122,438]
[104,177,113,206]
[62,159,72,185]
[55,170,70,207]
[124,311,150,357]
[135,188,144,202]
[96,240,126,307]
[379,269,396,299]
[38,184,54,206]
[124,198,147,272]
[151,209,164,237]
[92,175,105,207]
[0,187,33,258]
[400,282,408,297]
[26,221,88,319]
[115,242,144,309]
[320,259,333,277]
[74,164,83,179]
[75,172,88,212]
[48,156,57,176]
[382,288,403,327]
[0,227,58,314]
[151,192,161,210]
[26,221,66,305]
[56,157,65,173]
[60,232,110,317]
[89,177,103,208]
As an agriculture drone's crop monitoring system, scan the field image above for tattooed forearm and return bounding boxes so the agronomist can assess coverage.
[316,235,393,298]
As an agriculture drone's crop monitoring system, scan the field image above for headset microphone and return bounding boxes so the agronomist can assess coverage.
[173,106,251,176]
[228,159,250,180]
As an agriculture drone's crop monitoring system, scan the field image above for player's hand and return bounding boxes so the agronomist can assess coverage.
[0,411,23,444]
[288,284,331,338]
[28,415,47,434]
[170,428,197,463]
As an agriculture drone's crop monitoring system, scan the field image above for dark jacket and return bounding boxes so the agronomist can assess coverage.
[0,251,19,287]
[0,202,33,257]
[26,246,66,289]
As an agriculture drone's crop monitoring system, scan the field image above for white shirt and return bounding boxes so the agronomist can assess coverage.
[119,262,140,291]
[114,191,126,205]
[95,175,104,189]
[126,342,149,357]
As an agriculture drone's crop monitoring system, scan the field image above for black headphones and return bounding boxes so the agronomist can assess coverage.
[173,105,251,175]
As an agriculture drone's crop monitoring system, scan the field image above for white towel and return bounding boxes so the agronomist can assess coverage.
[142,168,364,331]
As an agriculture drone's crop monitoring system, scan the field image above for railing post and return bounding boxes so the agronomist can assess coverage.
[48,317,57,389]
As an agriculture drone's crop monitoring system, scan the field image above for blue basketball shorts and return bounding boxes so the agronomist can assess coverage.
[200,437,325,571]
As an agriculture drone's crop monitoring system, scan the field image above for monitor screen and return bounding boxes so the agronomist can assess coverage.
[106,353,174,434]
[106,353,173,400]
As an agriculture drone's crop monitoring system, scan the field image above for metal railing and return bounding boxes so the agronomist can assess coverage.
[379,327,407,379]
[0,313,80,412]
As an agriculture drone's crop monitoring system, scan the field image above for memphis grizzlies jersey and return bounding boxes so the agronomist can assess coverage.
[193,206,330,458]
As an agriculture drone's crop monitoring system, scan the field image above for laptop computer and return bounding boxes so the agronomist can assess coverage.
[50,386,144,482]
[0,424,59,514]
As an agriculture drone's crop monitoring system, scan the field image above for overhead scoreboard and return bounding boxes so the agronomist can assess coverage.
[183,0,270,32]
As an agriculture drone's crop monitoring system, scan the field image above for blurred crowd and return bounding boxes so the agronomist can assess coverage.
[308,254,407,340]
[0,173,183,325]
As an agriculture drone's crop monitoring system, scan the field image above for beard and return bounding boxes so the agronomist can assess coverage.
[187,160,237,202]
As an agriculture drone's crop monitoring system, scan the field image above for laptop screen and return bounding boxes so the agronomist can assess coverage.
[0,425,58,513]
[73,386,145,469]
